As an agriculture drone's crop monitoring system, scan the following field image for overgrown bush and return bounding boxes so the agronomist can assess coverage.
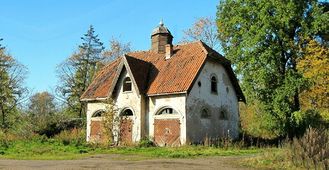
[101,98,119,146]
[54,128,86,146]
[290,109,324,137]
[290,127,329,169]
[138,138,155,147]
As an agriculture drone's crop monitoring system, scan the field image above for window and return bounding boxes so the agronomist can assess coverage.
[219,110,228,120]
[123,77,132,92]
[211,75,218,93]
[92,110,105,117]
[121,109,133,116]
[201,108,210,118]
[157,108,177,115]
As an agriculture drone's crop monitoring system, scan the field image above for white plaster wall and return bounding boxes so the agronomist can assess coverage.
[114,68,142,142]
[186,59,240,143]
[86,102,107,142]
[86,67,142,143]
[147,94,186,145]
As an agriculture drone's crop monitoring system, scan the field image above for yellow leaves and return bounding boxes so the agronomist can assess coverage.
[297,40,329,114]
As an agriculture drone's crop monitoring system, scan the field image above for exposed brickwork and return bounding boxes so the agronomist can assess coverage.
[154,119,180,146]
[119,117,133,145]
[90,120,102,141]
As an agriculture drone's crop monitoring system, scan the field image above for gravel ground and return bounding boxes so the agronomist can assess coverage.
[0,154,253,170]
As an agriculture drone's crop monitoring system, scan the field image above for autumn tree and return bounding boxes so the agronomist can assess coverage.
[27,91,59,133]
[102,37,131,63]
[297,40,329,119]
[0,38,28,130]
[181,17,221,51]
[56,25,104,118]
[28,91,57,116]
[217,0,328,137]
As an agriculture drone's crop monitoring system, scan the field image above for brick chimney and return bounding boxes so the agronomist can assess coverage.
[151,21,173,53]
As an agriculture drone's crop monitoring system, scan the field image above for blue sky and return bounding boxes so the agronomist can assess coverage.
[0,0,219,94]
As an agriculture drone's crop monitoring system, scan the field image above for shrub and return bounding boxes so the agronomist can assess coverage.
[54,128,86,146]
[138,138,155,147]
[290,109,324,137]
[290,127,329,169]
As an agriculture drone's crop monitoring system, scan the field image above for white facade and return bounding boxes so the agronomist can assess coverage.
[186,59,239,143]
[86,59,240,144]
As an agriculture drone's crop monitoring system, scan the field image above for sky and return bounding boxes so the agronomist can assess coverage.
[0,0,219,94]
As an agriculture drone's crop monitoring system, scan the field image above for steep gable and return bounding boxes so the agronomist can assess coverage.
[81,58,122,100]
[81,41,245,102]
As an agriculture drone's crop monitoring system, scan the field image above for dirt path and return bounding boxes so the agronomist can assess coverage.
[0,154,252,170]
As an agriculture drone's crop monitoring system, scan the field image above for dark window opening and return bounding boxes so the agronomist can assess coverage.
[92,110,104,117]
[201,109,210,118]
[211,76,217,93]
[123,77,132,92]
[158,108,177,115]
[122,109,133,116]
[219,110,227,120]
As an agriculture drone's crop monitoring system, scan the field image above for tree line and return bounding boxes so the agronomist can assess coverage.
[0,0,328,139]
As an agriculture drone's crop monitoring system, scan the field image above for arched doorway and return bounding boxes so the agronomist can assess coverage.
[119,108,134,145]
[90,110,105,141]
[154,107,181,146]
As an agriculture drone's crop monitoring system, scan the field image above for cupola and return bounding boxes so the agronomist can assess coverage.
[151,21,173,54]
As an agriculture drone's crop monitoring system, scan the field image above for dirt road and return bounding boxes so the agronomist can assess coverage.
[0,154,252,170]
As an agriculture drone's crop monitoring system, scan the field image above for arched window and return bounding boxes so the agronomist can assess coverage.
[219,110,228,120]
[123,77,132,92]
[121,109,133,116]
[201,108,211,118]
[157,107,177,115]
[92,110,105,117]
[211,75,218,93]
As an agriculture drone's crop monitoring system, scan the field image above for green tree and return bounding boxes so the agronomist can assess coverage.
[57,25,104,118]
[0,38,28,130]
[217,0,328,137]
[28,91,57,116]
[27,91,59,134]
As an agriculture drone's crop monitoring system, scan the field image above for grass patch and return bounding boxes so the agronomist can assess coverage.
[0,139,264,160]
[239,148,303,170]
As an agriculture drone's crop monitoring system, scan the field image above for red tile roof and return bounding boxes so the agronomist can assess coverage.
[81,41,245,102]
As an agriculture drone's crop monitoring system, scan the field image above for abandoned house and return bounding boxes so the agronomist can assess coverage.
[80,22,245,146]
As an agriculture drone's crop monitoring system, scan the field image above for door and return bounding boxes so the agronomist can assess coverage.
[154,119,180,146]
[119,117,133,145]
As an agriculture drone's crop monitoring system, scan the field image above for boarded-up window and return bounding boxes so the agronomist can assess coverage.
[123,77,132,92]
[219,110,228,120]
[201,108,210,118]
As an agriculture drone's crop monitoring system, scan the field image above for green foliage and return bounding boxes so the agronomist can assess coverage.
[0,39,28,130]
[217,0,328,137]
[138,138,155,148]
[289,127,329,169]
[54,128,86,146]
[240,102,280,139]
[290,109,324,137]
[102,98,120,145]
[240,148,297,169]
[28,91,57,116]
[56,25,104,118]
